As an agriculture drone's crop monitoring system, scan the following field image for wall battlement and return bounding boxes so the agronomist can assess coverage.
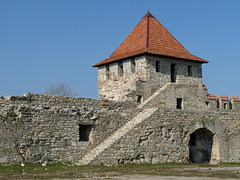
[206,93,240,110]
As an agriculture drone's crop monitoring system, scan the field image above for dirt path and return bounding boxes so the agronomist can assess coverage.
[61,175,240,180]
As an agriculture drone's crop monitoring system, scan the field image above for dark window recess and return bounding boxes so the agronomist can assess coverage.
[188,66,192,76]
[217,101,220,108]
[176,98,182,109]
[205,102,209,106]
[137,95,142,103]
[224,103,227,109]
[171,64,176,82]
[131,59,135,73]
[119,62,123,76]
[156,61,160,72]
[79,124,94,142]
[229,102,232,109]
[106,65,109,79]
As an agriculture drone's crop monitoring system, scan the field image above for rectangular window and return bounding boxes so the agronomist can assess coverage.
[137,95,142,103]
[106,65,109,80]
[79,124,94,142]
[224,103,227,109]
[131,59,135,73]
[171,64,176,82]
[188,66,192,76]
[176,98,182,109]
[118,62,123,76]
[156,61,160,72]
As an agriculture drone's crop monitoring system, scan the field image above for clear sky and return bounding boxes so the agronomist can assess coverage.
[0,0,240,99]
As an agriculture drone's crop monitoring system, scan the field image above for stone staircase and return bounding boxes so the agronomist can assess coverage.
[137,82,172,109]
[76,107,158,165]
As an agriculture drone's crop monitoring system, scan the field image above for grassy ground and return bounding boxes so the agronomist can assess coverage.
[0,162,240,179]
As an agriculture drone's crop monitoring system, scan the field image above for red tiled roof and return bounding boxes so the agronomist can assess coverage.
[93,12,208,67]
[208,94,217,100]
[230,96,240,102]
[218,95,229,101]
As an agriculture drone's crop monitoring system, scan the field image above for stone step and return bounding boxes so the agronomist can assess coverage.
[76,107,158,165]
[137,83,172,109]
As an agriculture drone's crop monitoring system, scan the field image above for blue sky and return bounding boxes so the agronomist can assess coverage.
[0,0,240,99]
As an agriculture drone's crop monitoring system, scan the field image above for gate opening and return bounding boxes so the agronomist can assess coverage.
[189,128,214,163]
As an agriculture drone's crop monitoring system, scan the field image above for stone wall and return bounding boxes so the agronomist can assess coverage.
[0,94,138,164]
[98,55,205,103]
[91,108,240,165]
[0,92,240,165]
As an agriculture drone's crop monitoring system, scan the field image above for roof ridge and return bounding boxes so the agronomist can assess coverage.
[93,12,208,67]
[146,11,150,52]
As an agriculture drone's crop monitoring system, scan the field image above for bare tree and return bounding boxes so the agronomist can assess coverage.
[45,83,76,96]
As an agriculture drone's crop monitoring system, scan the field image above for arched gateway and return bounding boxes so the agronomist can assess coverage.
[189,128,214,163]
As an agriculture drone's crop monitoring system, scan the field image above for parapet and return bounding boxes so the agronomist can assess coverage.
[208,94,217,100]
[218,95,229,101]
[230,96,240,102]
[207,94,240,110]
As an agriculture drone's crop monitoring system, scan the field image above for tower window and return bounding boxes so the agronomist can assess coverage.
[118,62,123,76]
[137,95,142,103]
[171,64,176,82]
[131,59,135,73]
[188,66,192,76]
[156,61,160,72]
[106,65,109,80]
[176,98,182,109]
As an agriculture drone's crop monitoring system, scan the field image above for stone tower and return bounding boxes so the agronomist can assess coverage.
[93,12,208,105]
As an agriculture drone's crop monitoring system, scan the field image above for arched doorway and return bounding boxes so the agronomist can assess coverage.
[189,128,214,163]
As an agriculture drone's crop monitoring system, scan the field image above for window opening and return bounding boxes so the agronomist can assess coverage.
[188,66,192,76]
[131,59,135,73]
[119,62,123,76]
[176,98,182,109]
[79,124,94,142]
[106,65,109,80]
[156,61,160,72]
[137,95,142,103]
[205,102,209,106]
[229,102,232,109]
[171,64,176,82]
[224,103,227,109]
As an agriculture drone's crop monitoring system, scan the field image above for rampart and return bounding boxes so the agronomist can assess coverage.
[0,93,239,165]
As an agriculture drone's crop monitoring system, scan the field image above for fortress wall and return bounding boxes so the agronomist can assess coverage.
[0,94,239,165]
[0,94,137,164]
[92,109,240,165]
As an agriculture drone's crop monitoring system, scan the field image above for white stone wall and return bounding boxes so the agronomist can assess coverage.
[98,55,205,103]
[98,56,148,101]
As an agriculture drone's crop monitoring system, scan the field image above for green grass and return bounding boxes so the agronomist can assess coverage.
[0,162,239,179]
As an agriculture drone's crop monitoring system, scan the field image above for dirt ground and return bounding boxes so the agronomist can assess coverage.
[56,175,240,180]
[83,175,240,180]
[56,166,240,180]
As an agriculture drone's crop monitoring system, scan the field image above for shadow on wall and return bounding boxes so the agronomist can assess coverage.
[189,128,214,164]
